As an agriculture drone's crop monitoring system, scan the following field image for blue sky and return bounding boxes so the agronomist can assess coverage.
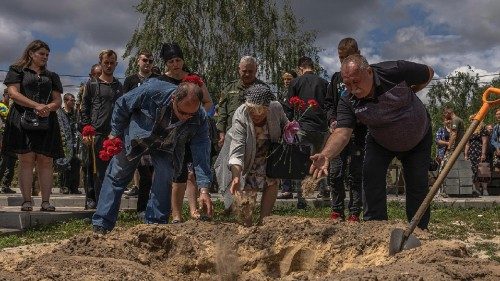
[1,0,499,99]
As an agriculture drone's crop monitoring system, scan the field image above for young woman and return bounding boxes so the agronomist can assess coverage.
[159,42,213,222]
[3,40,64,211]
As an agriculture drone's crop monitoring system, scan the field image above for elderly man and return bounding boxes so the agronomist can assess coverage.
[92,78,213,234]
[216,56,267,147]
[310,54,434,229]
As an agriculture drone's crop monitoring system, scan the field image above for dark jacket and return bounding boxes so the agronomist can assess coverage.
[81,77,123,135]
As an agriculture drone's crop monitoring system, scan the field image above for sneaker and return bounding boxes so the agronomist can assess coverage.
[330,211,344,221]
[277,192,293,199]
[124,186,139,197]
[0,187,16,194]
[347,214,360,222]
[85,199,97,210]
[60,186,69,194]
[93,225,109,235]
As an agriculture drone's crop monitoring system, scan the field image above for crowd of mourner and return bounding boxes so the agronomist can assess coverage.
[1,38,499,234]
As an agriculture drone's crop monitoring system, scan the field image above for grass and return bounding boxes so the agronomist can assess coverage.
[0,200,498,261]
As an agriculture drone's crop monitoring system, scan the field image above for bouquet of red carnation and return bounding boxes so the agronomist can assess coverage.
[182,74,204,87]
[82,124,96,137]
[288,96,319,121]
[98,137,124,161]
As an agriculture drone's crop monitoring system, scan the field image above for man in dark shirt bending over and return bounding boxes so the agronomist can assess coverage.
[310,54,434,229]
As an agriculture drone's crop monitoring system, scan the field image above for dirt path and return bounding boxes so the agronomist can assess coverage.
[0,216,498,280]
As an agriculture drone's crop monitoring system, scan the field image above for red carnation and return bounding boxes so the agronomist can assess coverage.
[111,137,124,151]
[82,125,96,137]
[98,150,111,161]
[307,99,318,108]
[102,139,114,148]
[182,74,204,87]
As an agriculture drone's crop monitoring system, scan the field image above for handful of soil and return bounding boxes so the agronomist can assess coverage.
[301,176,324,197]
[233,190,257,226]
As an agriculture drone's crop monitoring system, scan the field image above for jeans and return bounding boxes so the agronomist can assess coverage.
[92,149,174,230]
[329,139,363,216]
[362,126,432,229]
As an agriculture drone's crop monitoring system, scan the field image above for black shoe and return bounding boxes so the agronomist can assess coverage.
[69,189,83,195]
[124,186,139,197]
[297,199,308,209]
[93,225,109,235]
[85,199,97,210]
[1,187,16,194]
[60,186,69,194]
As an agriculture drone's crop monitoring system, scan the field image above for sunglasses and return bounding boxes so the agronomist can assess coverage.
[141,58,154,64]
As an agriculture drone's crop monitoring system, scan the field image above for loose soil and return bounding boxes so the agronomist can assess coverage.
[0,216,498,280]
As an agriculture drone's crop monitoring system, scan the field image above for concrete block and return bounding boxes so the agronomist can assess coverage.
[444,179,460,186]
[446,170,459,178]
[444,185,460,195]
[459,177,473,186]
[459,185,473,195]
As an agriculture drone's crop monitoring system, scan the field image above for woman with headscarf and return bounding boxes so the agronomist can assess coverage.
[215,84,291,226]
[159,43,213,222]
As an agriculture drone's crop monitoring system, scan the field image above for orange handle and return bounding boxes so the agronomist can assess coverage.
[474,87,500,121]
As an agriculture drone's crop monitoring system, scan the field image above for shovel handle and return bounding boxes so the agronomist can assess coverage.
[404,87,500,239]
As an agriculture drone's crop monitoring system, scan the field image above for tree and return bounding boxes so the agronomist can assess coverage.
[124,0,320,102]
[427,68,481,131]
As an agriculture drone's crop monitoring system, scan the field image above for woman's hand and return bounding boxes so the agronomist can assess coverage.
[480,154,487,162]
[34,104,50,117]
[230,176,240,195]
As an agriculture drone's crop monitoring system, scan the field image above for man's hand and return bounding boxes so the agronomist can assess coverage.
[230,176,240,195]
[309,153,330,179]
[198,188,213,219]
[218,132,225,148]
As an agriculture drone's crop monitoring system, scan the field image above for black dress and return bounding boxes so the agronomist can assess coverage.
[2,66,64,159]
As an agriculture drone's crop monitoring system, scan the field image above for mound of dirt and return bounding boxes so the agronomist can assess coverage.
[0,216,498,280]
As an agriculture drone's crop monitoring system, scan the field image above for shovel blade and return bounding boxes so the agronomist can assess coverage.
[389,228,422,256]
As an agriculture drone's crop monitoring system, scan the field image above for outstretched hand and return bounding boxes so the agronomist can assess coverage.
[230,176,240,195]
[309,153,330,179]
[198,193,213,219]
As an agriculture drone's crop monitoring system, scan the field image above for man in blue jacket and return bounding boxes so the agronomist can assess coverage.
[92,78,213,233]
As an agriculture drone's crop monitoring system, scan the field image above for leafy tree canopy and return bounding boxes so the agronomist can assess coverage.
[124,0,320,102]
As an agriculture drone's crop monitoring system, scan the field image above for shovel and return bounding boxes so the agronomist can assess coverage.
[389,87,500,256]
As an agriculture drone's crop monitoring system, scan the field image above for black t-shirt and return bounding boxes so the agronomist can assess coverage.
[123,73,159,93]
[337,60,430,129]
[158,74,183,85]
[4,66,63,109]
[286,72,328,132]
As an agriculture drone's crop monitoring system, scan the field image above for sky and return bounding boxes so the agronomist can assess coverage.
[1,0,499,100]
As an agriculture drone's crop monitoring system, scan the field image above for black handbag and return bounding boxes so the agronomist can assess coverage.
[266,142,312,179]
[21,109,49,131]
[20,73,52,131]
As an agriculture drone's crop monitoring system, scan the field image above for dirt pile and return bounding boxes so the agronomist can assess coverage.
[0,216,498,280]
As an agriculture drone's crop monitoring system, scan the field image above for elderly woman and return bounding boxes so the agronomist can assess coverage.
[215,84,289,225]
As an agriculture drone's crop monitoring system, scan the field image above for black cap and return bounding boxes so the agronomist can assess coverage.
[161,42,184,61]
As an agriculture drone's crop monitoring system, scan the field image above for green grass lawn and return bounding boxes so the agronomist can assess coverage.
[0,201,498,261]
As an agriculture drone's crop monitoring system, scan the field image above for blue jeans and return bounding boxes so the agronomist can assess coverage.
[92,149,174,230]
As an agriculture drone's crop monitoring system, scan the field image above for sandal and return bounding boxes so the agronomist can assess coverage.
[171,219,182,224]
[40,201,56,212]
[21,201,33,212]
